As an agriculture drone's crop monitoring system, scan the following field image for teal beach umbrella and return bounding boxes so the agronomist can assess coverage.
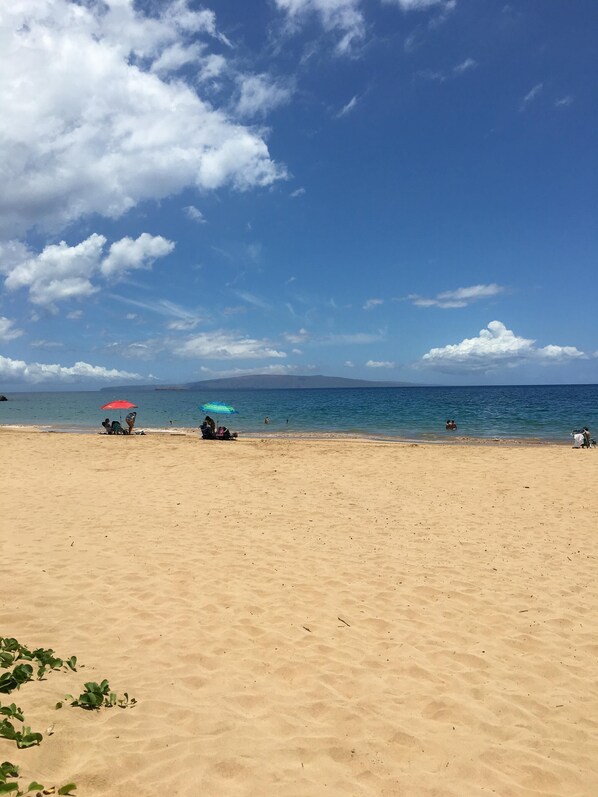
[200,402,238,423]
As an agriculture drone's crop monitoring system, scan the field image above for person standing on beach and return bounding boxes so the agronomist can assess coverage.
[125,411,137,435]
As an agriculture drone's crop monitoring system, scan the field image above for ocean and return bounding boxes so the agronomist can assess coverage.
[0,384,596,442]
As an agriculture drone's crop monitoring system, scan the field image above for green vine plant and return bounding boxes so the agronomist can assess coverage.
[1,637,135,794]
[0,638,79,794]
[58,680,136,711]
[0,760,76,795]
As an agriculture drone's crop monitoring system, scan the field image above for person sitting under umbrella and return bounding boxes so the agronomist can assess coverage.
[125,411,137,435]
[102,418,112,434]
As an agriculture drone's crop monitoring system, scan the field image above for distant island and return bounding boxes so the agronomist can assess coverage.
[101,374,421,391]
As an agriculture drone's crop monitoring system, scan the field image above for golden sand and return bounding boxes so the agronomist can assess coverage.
[1,429,597,796]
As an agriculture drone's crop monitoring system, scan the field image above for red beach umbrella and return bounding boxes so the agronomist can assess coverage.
[100,399,138,432]
[101,400,137,411]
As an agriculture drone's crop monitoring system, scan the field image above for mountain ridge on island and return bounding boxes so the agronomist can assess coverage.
[100,374,422,391]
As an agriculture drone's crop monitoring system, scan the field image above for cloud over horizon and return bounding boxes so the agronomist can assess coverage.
[421,321,586,372]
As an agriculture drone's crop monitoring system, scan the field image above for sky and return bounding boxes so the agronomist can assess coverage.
[0,0,596,390]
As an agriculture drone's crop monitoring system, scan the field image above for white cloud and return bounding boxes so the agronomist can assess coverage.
[175,331,287,359]
[520,82,543,111]
[453,57,476,75]
[0,0,286,237]
[344,360,355,367]
[274,0,365,54]
[0,354,143,385]
[184,206,207,224]
[30,340,65,349]
[3,234,106,307]
[555,95,573,108]
[382,0,456,12]
[0,317,23,342]
[336,95,360,117]
[363,298,384,310]
[67,310,83,320]
[235,74,293,118]
[323,332,385,344]
[366,360,395,368]
[198,363,298,377]
[198,53,228,83]
[101,234,175,278]
[409,283,504,309]
[421,320,586,372]
[1,233,174,307]
[150,41,204,75]
[284,328,309,344]
[290,188,306,198]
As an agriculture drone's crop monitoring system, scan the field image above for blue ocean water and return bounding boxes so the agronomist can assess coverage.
[0,384,596,442]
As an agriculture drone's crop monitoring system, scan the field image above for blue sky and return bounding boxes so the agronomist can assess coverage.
[0,0,596,390]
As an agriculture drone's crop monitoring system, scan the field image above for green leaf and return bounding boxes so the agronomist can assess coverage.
[16,730,43,749]
[0,783,19,793]
[55,702,63,710]
[0,762,19,779]
[0,674,17,694]
[66,657,77,672]
[0,720,17,740]
[57,785,77,795]
[27,782,44,792]
[0,653,14,668]
[12,665,33,686]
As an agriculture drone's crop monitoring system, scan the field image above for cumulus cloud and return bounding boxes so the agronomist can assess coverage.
[274,0,365,54]
[175,331,287,359]
[1,233,174,307]
[0,0,286,237]
[421,320,586,372]
[0,317,23,342]
[0,355,143,385]
[101,234,175,278]
[409,283,504,309]
[366,360,395,368]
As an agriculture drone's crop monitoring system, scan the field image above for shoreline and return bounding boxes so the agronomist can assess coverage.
[0,422,572,446]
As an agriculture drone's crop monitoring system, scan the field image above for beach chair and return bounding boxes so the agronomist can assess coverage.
[111,420,125,435]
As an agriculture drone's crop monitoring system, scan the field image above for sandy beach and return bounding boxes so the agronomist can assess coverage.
[1,428,597,796]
